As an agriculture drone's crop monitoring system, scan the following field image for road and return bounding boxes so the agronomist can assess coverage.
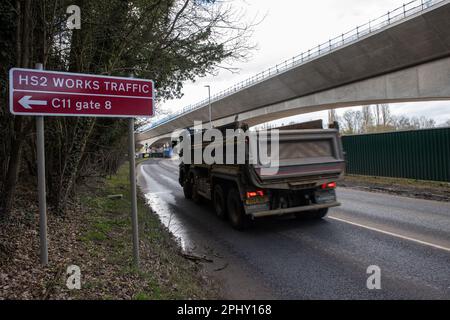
[137,158,450,300]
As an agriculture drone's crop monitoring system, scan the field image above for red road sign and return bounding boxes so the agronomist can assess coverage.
[9,68,154,118]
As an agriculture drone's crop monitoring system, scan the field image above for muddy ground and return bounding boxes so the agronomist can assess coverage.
[340,175,450,202]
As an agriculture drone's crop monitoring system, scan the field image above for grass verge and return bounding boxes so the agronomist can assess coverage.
[0,162,215,300]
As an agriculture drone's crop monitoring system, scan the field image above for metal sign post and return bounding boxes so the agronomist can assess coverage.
[127,72,139,267]
[128,118,140,267]
[35,64,48,266]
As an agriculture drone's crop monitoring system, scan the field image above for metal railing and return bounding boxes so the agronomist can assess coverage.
[143,0,443,132]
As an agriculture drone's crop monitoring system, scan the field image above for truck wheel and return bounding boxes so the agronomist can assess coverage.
[183,175,193,200]
[227,188,250,230]
[295,208,329,220]
[213,184,227,220]
[192,175,202,204]
[308,208,329,219]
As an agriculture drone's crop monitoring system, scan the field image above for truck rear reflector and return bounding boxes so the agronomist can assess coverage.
[246,190,265,198]
[321,182,337,189]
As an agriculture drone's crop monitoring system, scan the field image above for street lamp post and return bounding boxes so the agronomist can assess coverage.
[205,85,212,128]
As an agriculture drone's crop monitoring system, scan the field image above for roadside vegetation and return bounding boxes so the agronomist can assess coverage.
[0,162,217,299]
[329,104,445,135]
[1,0,257,218]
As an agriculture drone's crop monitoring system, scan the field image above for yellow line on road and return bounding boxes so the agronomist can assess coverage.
[328,216,450,253]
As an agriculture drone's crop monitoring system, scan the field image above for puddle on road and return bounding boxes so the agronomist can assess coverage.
[144,192,195,252]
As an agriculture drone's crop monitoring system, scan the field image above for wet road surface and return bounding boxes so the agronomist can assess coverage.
[137,158,450,300]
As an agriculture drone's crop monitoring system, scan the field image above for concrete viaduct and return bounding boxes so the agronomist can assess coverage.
[137,0,450,147]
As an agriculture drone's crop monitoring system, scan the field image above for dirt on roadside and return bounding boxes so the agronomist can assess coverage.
[340,175,450,202]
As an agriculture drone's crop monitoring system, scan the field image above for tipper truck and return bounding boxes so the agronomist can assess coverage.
[176,121,345,230]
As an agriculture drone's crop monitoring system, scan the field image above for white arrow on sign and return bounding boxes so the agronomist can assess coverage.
[18,95,47,110]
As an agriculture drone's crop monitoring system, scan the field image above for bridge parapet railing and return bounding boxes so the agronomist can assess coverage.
[145,0,443,131]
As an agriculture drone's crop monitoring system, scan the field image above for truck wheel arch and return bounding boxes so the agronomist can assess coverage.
[212,175,244,200]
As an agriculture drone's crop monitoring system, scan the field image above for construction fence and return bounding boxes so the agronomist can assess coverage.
[342,127,450,182]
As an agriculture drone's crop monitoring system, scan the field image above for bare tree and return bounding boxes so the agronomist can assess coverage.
[380,104,392,127]
[361,105,373,133]
[328,109,337,125]
[391,115,436,130]
[418,116,436,129]
[369,104,394,132]
[374,104,381,127]
[342,110,363,134]
[0,0,34,218]
[392,115,413,130]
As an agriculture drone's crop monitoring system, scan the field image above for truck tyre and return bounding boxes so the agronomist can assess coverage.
[227,188,250,230]
[192,174,202,204]
[295,208,329,220]
[213,184,227,220]
[183,177,193,199]
[308,208,329,219]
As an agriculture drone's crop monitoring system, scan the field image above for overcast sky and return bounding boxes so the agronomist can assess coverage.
[158,0,450,126]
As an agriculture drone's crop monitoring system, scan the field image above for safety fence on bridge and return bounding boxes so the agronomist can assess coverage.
[342,127,450,182]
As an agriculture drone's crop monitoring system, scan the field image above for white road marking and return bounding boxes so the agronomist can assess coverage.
[328,216,450,253]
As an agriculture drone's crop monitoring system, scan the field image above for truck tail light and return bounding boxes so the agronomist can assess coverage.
[321,182,337,190]
[246,190,265,198]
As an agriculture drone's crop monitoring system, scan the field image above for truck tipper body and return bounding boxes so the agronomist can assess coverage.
[176,121,345,229]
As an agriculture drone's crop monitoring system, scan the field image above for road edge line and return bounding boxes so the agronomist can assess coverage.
[328,216,450,253]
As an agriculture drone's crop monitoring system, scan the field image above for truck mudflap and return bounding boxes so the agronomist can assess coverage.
[249,202,341,218]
